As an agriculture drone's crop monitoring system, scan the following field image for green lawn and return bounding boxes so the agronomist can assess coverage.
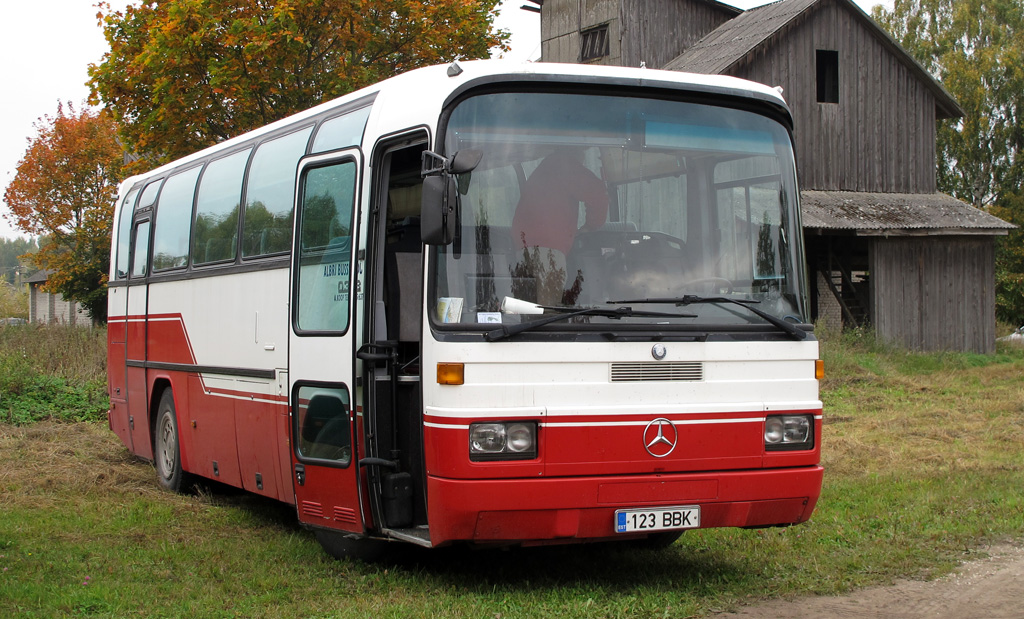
[1,327,1022,618]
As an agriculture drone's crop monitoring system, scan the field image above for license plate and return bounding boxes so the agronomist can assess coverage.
[615,506,700,533]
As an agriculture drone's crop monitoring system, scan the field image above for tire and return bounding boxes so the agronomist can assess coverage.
[154,389,191,492]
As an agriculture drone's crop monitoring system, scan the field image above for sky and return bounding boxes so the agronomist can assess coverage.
[0,0,890,241]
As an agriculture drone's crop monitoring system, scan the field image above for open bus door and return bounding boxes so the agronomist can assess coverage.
[288,151,365,536]
[352,134,431,548]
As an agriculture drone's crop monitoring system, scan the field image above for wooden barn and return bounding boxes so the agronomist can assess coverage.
[532,0,1014,352]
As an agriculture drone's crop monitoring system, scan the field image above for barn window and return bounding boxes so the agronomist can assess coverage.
[581,25,609,62]
[816,50,839,103]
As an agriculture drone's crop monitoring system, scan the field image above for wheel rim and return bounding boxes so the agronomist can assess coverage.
[158,414,176,479]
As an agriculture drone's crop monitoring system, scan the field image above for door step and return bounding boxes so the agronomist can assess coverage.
[382,525,432,548]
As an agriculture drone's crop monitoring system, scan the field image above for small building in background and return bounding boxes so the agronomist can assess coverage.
[534,0,1014,352]
[25,270,94,327]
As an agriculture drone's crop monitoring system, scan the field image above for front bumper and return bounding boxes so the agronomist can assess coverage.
[425,466,823,546]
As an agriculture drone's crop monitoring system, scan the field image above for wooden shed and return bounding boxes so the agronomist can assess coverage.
[25,270,95,327]
[536,0,1015,352]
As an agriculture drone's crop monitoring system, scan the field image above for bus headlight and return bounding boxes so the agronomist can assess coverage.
[469,421,537,461]
[764,415,813,451]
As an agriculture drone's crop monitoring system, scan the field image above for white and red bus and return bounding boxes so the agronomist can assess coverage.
[107,60,823,557]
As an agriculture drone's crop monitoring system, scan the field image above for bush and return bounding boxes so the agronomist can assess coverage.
[0,281,28,319]
[0,324,108,424]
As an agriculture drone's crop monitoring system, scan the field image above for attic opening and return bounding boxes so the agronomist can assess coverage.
[581,25,610,62]
[816,50,839,103]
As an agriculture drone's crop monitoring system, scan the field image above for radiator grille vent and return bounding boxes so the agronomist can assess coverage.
[610,361,703,382]
[333,507,358,526]
[301,501,324,519]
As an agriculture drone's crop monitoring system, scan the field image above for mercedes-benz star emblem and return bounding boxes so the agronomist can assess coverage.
[643,418,678,458]
[652,343,667,360]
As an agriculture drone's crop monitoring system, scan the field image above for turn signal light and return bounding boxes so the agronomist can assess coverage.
[437,362,464,385]
[815,359,825,380]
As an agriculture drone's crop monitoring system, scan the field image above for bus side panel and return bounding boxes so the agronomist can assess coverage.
[107,286,131,449]
[124,292,151,458]
[235,388,289,502]
[186,374,241,487]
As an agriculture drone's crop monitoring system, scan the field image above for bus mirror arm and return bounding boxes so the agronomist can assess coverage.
[420,149,482,176]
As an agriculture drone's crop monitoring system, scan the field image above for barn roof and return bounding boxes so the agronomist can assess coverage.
[663,0,963,119]
[801,191,1016,235]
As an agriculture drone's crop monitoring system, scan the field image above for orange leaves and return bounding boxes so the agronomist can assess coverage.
[2,103,125,322]
[89,0,509,164]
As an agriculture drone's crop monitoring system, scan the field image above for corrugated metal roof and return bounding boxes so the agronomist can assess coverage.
[801,191,1016,233]
[664,0,962,118]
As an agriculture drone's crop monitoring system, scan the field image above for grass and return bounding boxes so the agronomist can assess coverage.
[0,324,108,425]
[0,326,1023,617]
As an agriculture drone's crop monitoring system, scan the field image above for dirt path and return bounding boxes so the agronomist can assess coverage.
[713,543,1024,618]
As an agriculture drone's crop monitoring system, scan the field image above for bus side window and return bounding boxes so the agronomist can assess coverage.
[130,220,151,279]
[295,160,357,333]
[114,187,140,279]
[153,166,202,270]
[193,148,251,265]
[242,126,314,258]
[295,387,351,465]
[310,106,371,154]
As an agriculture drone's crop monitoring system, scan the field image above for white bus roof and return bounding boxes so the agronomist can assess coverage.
[117,59,790,192]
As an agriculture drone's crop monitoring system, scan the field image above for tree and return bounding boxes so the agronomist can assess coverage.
[0,237,38,285]
[874,0,1024,209]
[3,103,126,323]
[89,0,509,164]
[874,0,1024,324]
[991,194,1024,324]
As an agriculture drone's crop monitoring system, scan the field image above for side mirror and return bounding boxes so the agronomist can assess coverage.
[421,174,457,245]
[420,150,481,246]
[449,149,482,175]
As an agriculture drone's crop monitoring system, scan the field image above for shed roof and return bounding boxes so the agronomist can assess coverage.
[663,0,963,119]
[24,270,50,284]
[801,191,1016,235]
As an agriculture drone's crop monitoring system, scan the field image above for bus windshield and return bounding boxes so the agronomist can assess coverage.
[430,90,808,335]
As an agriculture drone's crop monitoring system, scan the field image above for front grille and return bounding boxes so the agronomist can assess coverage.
[610,361,703,382]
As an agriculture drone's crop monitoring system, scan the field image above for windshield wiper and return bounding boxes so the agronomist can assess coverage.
[485,305,696,342]
[609,295,808,341]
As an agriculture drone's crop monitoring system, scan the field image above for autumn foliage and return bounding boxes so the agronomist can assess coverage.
[3,104,126,322]
[89,0,509,164]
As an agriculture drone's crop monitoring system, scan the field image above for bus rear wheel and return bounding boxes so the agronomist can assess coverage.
[154,390,191,492]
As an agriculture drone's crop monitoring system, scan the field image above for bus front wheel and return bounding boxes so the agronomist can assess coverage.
[154,390,191,492]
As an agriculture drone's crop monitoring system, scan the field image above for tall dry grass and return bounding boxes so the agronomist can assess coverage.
[0,324,108,424]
